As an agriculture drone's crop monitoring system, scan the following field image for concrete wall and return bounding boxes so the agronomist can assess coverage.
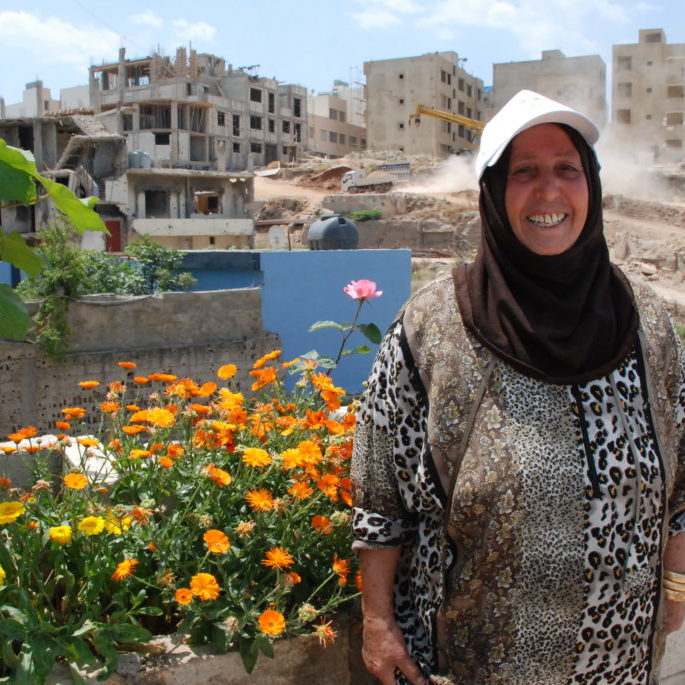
[0,289,279,435]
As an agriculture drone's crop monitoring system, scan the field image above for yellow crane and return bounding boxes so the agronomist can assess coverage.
[409,104,485,133]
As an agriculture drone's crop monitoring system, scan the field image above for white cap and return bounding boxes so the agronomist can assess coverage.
[475,89,599,180]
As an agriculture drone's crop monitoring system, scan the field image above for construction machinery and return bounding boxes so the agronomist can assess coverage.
[409,105,485,146]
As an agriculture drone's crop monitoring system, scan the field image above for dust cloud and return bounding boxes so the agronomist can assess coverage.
[401,155,478,194]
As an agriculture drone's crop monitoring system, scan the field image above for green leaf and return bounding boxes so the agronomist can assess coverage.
[68,663,89,685]
[14,642,36,685]
[0,618,27,640]
[357,323,382,344]
[107,622,152,644]
[39,177,107,234]
[132,606,163,616]
[92,630,119,674]
[0,141,38,205]
[256,636,275,659]
[71,619,96,637]
[0,284,29,340]
[342,345,371,355]
[308,320,348,332]
[1,639,19,669]
[0,231,43,277]
[238,639,259,673]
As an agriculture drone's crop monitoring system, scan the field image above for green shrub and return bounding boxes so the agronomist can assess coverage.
[350,209,383,222]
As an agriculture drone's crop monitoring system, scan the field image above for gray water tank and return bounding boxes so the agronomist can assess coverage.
[307,214,359,250]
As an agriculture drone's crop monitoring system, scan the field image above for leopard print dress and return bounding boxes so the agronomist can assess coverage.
[351,277,685,685]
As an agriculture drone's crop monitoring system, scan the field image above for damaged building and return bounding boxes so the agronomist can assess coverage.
[89,47,307,171]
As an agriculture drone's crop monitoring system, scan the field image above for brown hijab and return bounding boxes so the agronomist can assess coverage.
[454,124,639,385]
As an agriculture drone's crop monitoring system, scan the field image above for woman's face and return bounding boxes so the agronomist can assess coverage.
[504,123,589,256]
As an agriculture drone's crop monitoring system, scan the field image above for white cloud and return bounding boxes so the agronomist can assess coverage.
[371,0,424,12]
[350,8,403,29]
[130,10,163,28]
[0,11,120,68]
[173,19,216,41]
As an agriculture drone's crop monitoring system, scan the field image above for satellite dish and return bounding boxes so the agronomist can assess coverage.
[268,225,288,249]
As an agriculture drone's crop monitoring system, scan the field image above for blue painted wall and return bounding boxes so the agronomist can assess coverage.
[259,250,411,393]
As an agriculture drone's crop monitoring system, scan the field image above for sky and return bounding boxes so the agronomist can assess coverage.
[0,0,683,105]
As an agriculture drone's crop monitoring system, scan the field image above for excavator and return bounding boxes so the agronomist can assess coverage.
[409,105,485,151]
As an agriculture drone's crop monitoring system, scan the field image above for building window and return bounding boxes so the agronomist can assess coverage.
[646,60,653,66]
[122,113,133,131]
[458,101,465,115]
[250,88,262,103]
[477,88,482,100]
[154,132,170,145]
[617,109,631,124]
[250,142,262,153]
[339,110,345,123]
[282,120,290,133]
[617,56,632,70]
[467,84,472,97]
[293,98,302,118]
[645,32,662,43]
[458,124,465,138]
[666,139,683,148]
[217,111,225,126]
[666,112,684,126]
[441,69,446,83]
[618,82,632,97]
[399,122,404,129]
[361,138,366,147]
[466,107,472,118]
[250,116,262,130]
[268,118,275,133]
[329,108,338,120]
[268,92,275,113]
[232,142,240,153]
[294,122,301,142]
[668,85,685,98]
[233,114,240,136]
[283,146,288,155]
[646,87,653,93]
[339,134,345,145]
[399,98,404,104]
[399,73,404,79]
[350,136,358,146]
[646,114,652,120]
[458,78,465,91]
[329,131,338,143]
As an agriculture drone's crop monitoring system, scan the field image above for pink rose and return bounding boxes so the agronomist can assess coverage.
[343,279,383,300]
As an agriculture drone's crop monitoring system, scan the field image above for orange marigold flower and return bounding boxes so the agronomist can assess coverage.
[313,619,337,647]
[281,448,305,470]
[249,367,277,391]
[0,477,11,489]
[245,488,274,512]
[312,515,333,534]
[122,425,147,435]
[64,473,88,489]
[133,376,150,385]
[118,361,137,369]
[108,381,125,394]
[99,401,121,413]
[0,445,17,454]
[55,420,71,431]
[175,587,194,605]
[146,408,176,428]
[77,437,99,447]
[10,426,38,440]
[127,404,141,412]
[258,609,286,636]
[148,373,178,383]
[318,473,341,501]
[205,464,232,487]
[190,573,220,601]
[158,456,174,468]
[61,407,86,420]
[167,444,185,459]
[281,357,300,368]
[298,440,323,466]
[189,403,212,415]
[262,546,294,571]
[253,349,282,370]
[242,447,271,468]
[147,542,157,551]
[23,445,41,453]
[203,529,230,554]
[285,571,302,586]
[332,556,350,584]
[355,570,363,592]
[108,439,123,453]
[78,381,100,389]
[129,507,152,524]
[196,382,217,397]
[217,363,237,380]
[112,558,138,581]
[129,449,151,459]
[234,520,256,536]
[288,480,313,500]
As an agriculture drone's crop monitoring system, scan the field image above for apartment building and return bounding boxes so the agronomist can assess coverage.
[307,82,366,157]
[89,47,307,171]
[612,29,685,161]
[364,52,485,157]
[3,81,61,118]
[493,50,607,126]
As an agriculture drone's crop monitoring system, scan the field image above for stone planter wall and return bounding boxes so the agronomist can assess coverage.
[0,289,280,435]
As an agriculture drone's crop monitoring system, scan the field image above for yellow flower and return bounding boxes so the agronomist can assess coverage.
[217,364,237,380]
[104,513,132,535]
[0,564,5,586]
[175,587,193,605]
[203,529,230,554]
[0,501,25,524]
[242,448,271,468]
[49,525,73,545]
[262,546,294,571]
[190,573,220,601]
[258,609,285,636]
[78,516,105,536]
[63,473,89,489]
[112,558,138,581]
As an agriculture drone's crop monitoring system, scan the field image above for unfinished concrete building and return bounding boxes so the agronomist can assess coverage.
[89,48,307,171]
[493,50,607,127]
[307,82,367,157]
[364,52,485,157]
[612,29,685,162]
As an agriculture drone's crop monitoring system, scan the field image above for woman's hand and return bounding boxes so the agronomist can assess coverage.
[362,613,428,685]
